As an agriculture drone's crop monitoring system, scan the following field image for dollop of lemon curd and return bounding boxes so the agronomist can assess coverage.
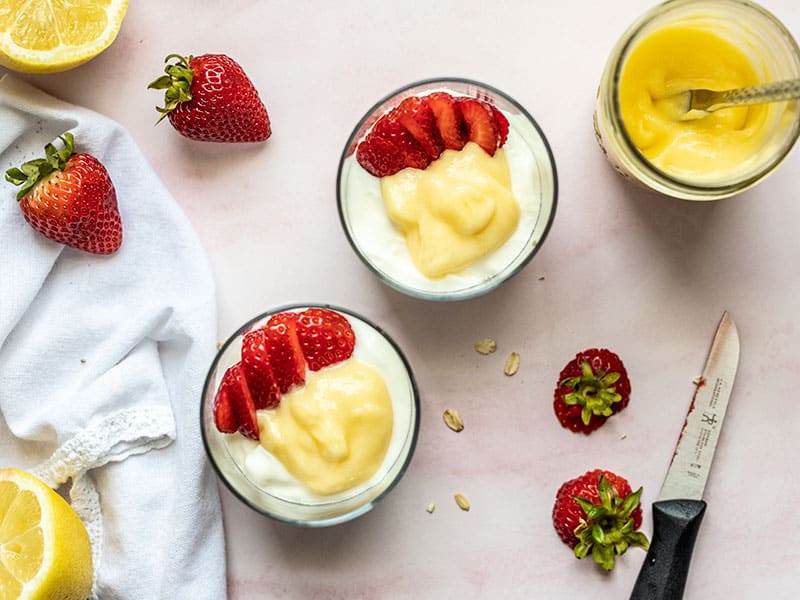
[619,25,771,182]
[380,142,520,278]
[257,359,393,496]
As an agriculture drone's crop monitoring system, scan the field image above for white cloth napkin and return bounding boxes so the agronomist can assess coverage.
[0,74,227,599]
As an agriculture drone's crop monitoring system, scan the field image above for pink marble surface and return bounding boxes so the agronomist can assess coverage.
[3,1,800,597]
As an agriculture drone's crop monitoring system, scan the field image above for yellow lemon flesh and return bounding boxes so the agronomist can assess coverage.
[0,468,93,600]
[0,0,128,73]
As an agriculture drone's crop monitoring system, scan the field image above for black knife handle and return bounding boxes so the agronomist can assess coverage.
[629,499,707,600]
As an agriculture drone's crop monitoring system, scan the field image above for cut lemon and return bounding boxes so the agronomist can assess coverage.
[0,0,128,73]
[0,468,93,600]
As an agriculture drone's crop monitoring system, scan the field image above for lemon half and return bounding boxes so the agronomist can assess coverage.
[0,468,93,600]
[0,0,128,73]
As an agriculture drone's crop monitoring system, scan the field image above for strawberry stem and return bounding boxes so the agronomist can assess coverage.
[147,53,195,124]
[572,475,650,571]
[4,133,75,201]
[560,360,623,425]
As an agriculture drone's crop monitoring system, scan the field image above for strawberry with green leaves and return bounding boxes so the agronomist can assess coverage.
[554,348,631,434]
[5,133,122,255]
[552,469,649,571]
[149,53,271,143]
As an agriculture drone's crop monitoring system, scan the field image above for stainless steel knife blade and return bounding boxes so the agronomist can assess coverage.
[630,311,740,600]
[658,310,740,501]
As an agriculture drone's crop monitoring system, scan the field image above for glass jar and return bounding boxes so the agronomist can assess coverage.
[201,304,420,527]
[338,78,557,301]
[594,0,800,201]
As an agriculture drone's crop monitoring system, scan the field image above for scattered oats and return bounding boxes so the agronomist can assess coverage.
[217,341,224,350]
[620,433,627,440]
[442,408,464,432]
[504,352,520,376]
[692,376,705,386]
[454,493,470,511]
[80,358,87,364]
[426,502,436,514]
[474,338,497,355]
[538,275,545,281]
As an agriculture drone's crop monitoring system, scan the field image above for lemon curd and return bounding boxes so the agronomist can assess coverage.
[380,142,520,279]
[257,359,393,496]
[619,25,771,182]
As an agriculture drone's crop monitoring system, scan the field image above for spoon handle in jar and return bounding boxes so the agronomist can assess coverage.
[692,78,800,112]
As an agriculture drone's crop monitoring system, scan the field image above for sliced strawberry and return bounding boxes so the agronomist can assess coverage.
[241,329,281,409]
[457,98,498,155]
[264,312,307,393]
[373,117,430,170]
[213,378,237,434]
[356,112,431,177]
[392,96,444,160]
[214,363,259,440]
[356,134,406,178]
[426,92,468,150]
[296,308,356,371]
[488,104,509,146]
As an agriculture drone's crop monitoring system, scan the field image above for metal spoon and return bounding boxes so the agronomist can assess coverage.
[659,77,800,121]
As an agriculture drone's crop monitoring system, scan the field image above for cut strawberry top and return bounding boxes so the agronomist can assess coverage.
[553,348,631,435]
[552,469,649,571]
[355,91,508,177]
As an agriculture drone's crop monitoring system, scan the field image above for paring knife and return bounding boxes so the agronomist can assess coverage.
[629,311,740,600]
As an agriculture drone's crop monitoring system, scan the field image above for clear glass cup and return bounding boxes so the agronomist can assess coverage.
[337,77,558,301]
[200,304,420,527]
[594,0,800,201]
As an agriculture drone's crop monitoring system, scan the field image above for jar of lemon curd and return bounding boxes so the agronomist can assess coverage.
[594,0,800,200]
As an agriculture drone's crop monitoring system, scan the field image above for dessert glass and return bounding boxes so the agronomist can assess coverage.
[594,0,800,200]
[200,304,420,527]
[337,77,558,301]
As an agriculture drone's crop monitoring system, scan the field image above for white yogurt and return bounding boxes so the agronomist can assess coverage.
[223,310,416,505]
[340,104,553,299]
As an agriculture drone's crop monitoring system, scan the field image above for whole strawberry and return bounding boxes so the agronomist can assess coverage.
[552,469,649,571]
[4,133,122,254]
[148,53,271,143]
[554,348,631,434]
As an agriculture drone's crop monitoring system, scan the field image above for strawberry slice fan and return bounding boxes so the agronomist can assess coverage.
[0,74,226,599]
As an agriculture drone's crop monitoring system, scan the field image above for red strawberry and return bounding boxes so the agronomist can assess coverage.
[354,133,407,178]
[5,133,122,255]
[264,312,307,393]
[552,469,649,571]
[457,98,499,155]
[241,329,281,409]
[356,116,430,177]
[553,348,631,434]
[426,92,468,150]
[488,104,510,146]
[148,53,271,143]
[295,308,356,371]
[391,96,444,160]
[213,363,259,440]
